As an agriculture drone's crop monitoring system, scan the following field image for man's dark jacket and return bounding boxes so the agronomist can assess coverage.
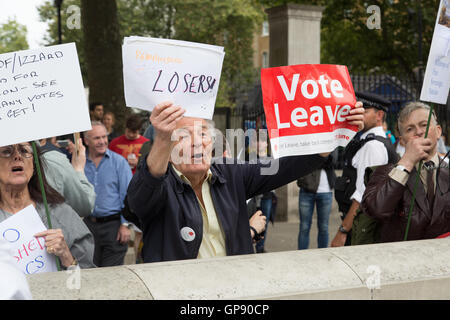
[361,163,450,242]
[127,154,326,263]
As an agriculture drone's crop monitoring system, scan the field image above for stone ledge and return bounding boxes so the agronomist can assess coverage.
[27,238,450,300]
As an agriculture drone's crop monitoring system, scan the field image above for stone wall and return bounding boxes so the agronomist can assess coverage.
[27,238,450,300]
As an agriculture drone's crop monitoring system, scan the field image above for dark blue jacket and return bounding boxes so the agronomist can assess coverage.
[127,154,326,263]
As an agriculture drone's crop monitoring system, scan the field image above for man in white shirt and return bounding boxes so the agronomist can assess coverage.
[332,92,397,247]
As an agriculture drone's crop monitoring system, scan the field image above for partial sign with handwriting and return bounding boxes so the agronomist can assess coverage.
[122,36,225,120]
[0,43,91,147]
[0,205,57,275]
[420,0,450,104]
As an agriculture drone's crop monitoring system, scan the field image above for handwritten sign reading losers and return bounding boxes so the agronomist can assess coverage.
[0,43,91,147]
[0,205,57,275]
[122,36,225,120]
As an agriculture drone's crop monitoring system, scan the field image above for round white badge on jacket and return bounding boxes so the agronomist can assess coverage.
[180,227,196,242]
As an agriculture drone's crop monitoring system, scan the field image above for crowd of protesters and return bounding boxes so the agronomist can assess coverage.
[1,96,449,299]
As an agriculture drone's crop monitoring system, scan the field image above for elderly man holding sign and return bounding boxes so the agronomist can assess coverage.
[123,37,364,262]
[127,101,364,263]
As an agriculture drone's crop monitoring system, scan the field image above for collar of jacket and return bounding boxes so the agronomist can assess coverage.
[169,163,227,193]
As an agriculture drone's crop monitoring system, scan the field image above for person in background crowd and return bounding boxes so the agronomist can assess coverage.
[246,136,276,254]
[297,154,336,250]
[332,92,398,247]
[383,120,396,145]
[103,111,120,144]
[39,137,72,159]
[143,119,155,142]
[109,114,149,263]
[89,102,104,122]
[109,114,149,175]
[0,142,95,269]
[83,122,133,267]
[362,101,450,242]
[126,101,365,263]
[39,138,96,218]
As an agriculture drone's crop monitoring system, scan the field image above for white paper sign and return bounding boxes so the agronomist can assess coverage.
[0,43,91,147]
[420,0,450,104]
[0,205,57,274]
[122,36,225,119]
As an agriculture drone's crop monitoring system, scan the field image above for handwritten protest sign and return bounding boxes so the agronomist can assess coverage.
[261,64,358,158]
[420,0,450,104]
[122,36,225,119]
[0,205,57,275]
[0,43,91,147]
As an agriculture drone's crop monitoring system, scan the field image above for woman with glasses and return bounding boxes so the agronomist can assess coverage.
[0,142,95,270]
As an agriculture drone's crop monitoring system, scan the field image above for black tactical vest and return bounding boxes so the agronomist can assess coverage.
[334,133,399,215]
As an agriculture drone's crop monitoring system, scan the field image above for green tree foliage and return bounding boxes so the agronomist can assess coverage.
[0,18,29,54]
[116,0,175,39]
[255,0,439,78]
[321,0,439,79]
[38,0,85,76]
[38,0,263,108]
[170,0,264,107]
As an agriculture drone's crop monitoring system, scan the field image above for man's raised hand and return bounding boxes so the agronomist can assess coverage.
[150,101,185,141]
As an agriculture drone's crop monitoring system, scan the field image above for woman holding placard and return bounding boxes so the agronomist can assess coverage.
[0,142,95,270]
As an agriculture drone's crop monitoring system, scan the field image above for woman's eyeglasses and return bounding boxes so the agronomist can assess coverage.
[0,145,34,158]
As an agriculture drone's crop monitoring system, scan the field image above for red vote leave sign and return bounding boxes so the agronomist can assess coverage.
[261,64,358,158]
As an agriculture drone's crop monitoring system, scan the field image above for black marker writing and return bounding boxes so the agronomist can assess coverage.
[152,70,163,92]
[168,72,179,93]
[13,71,38,81]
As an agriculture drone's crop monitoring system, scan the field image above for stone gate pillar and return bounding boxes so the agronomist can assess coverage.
[266,4,324,222]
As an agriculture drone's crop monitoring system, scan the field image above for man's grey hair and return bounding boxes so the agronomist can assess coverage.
[205,119,215,132]
[204,119,219,140]
[84,121,107,138]
[397,101,438,135]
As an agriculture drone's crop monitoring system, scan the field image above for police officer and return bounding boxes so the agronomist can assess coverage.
[332,92,398,247]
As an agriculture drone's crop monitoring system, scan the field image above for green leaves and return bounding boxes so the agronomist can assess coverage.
[321,0,438,77]
[38,0,263,108]
[171,0,263,107]
[254,0,438,78]
[0,18,29,54]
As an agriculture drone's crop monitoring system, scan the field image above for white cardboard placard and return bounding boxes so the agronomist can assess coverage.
[122,36,225,119]
[0,205,58,275]
[420,0,450,104]
[0,43,91,147]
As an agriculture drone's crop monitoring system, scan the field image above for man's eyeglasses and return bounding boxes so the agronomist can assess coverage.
[0,144,34,158]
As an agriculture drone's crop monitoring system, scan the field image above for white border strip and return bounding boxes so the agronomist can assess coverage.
[270,128,356,158]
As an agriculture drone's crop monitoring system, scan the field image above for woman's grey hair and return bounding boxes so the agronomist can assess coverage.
[397,101,438,135]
